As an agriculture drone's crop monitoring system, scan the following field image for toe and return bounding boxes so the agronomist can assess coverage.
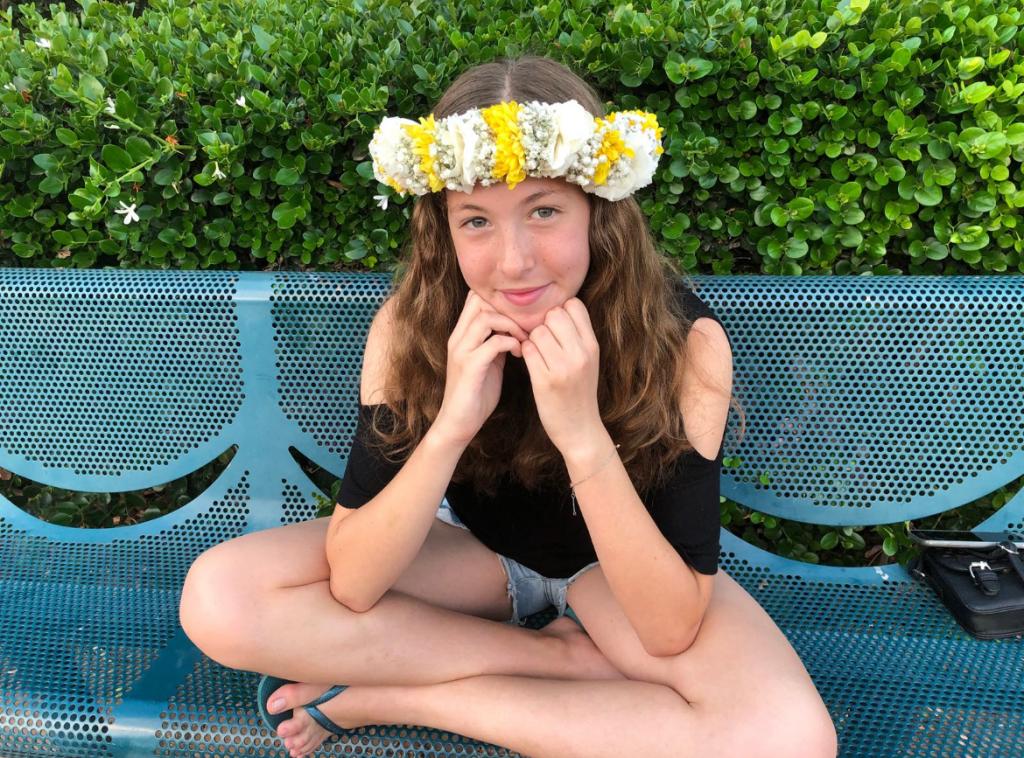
[269,683,296,713]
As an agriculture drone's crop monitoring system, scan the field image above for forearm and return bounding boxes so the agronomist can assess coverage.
[326,424,467,611]
[566,430,703,657]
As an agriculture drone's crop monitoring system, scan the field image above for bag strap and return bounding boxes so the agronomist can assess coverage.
[998,540,1024,587]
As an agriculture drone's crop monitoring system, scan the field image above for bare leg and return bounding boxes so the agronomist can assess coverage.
[273,676,710,758]
[192,578,621,686]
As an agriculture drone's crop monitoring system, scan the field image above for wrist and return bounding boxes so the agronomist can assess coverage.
[425,418,473,454]
[563,428,618,480]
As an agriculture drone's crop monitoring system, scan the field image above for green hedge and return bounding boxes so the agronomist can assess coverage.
[1,0,1022,272]
[1,0,1022,567]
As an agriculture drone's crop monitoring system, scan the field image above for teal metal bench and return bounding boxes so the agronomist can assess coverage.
[0,269,1021,757]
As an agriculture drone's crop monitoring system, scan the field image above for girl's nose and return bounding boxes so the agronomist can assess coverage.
[500,229,535,274]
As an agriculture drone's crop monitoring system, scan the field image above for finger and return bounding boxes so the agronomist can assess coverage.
[521,338,547,375]
[540,307,581,352]
[528,325,561,372]
[449,290,483,347]
[474,295,529,341]
[464,313,528,349]
[562,298,599,349]
[480,334,522,362]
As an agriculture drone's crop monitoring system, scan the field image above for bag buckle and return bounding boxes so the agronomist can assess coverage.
[969,560,1000,596]
[969,560,992,578]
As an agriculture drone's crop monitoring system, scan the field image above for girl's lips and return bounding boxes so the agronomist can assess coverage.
[501,284,549,306]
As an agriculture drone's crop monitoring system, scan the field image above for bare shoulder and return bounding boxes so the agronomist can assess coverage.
[679,317,733,461]
[361,295,399,406]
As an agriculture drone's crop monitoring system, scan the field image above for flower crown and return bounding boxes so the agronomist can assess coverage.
[369,99,664,203]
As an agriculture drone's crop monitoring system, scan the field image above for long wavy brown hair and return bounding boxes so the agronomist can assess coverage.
[365,54,745,500]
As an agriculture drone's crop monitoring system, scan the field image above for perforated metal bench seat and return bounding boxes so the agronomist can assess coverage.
[1,269,1022,757]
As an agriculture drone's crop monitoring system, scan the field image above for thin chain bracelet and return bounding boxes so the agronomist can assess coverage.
[569,443,622,516]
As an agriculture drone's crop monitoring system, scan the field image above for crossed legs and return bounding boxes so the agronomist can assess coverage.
[179,515,838,758]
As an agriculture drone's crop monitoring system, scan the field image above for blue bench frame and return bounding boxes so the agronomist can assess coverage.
[0,269,1021,757]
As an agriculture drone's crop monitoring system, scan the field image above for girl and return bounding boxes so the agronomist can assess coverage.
[179,55,837,758]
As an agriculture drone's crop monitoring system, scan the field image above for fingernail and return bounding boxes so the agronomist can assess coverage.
[269,697,285,713]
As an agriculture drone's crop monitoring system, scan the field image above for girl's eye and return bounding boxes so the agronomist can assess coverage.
[461,207,559,229]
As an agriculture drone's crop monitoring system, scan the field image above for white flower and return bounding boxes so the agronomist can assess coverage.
[103,123,121,130]
[114,201,140,225]
[36,38,51,49]
[369,116,418,191]
[105,97,116,115]
[540,100,595,174]
[212,162,226,180]
[235,95,246,107]
[4,82,16,91]
[587,114,662,202]
[373,193,389,210]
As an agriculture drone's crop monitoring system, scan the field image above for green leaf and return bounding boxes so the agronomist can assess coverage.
[274,167,301,186]
[786,197,814,220]
[957,56,985,80]
[33,153,59,171]
[272,201,300,229]
[115,90,137,120]
[914,185,942,206]
[78,72,104,103]
[882,536,898,556]
[39,175,64,194]
[153,167,177,185]
[839,181,862,202]
[961,81,995,104]
[252,24,277,52]
[101,144,134,173]
[124,136,150,163]
[1006,124,1024,146]
[55,128,79,146]
[839,227,863,247]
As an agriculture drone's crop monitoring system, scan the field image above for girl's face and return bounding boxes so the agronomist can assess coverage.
[445,177,591,335]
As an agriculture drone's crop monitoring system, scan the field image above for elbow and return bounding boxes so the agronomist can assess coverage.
[327,560,374,613]
[329,576,374,613]
[642,619,702,658]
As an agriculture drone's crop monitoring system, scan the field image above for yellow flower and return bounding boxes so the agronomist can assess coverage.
[404,114,445,192]
[617,109,665,155]
[591,118,635,186]
[482,101,526,188]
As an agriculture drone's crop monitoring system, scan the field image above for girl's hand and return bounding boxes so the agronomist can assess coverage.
[520,298,604,454]
[434,290,529,447]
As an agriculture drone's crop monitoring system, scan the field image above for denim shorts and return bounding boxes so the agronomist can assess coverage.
[436,497,599,629]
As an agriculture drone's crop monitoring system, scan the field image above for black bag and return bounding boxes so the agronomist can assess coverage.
[907,540,1024,640]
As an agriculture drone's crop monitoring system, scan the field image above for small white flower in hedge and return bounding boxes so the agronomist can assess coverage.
[36,38,51,49]
[114,201,139,225]
[373,193,389,210]
[105,97,116,116]
[103,123,120,130]
[212,162,226,180]
[3,83,15,91]
[235,95,246,107]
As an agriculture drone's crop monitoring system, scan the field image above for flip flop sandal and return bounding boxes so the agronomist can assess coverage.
[257,674,351,738]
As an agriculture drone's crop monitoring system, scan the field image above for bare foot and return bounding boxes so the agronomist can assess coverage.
[266,680,367,758]
[538,616,626,681]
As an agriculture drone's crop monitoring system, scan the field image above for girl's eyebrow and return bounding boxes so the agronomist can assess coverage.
[455,190,559,213]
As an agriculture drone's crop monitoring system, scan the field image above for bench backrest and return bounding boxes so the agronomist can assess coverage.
[1,270,1022,545]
